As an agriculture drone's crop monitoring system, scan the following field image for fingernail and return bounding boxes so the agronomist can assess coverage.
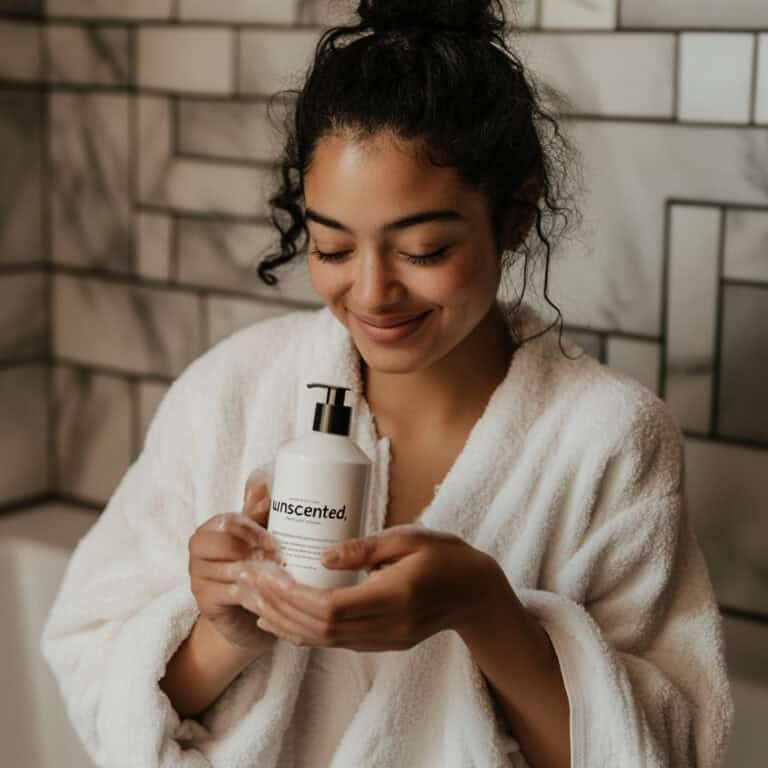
[254,498,269,514]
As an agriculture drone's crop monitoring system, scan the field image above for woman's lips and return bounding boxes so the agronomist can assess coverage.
[355,310,432,343]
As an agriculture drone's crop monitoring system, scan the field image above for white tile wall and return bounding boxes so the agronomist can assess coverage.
[756,34,768,123]
[540,0,616,29]
[47,0,173,19]
[522,32,675,117]
[678,33,755,123]
[0,20,41,81]
[138,26,234,94]
[137,212,172,281]
[622,0,768,30]
[46,24,130,85]
[238,29,320,94]
[178,0,299,24]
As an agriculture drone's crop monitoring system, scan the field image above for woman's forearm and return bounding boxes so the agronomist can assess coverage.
[159,615,266,719]
[457,558,571,768]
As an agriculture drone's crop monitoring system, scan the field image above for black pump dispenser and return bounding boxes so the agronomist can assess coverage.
[307,382,351,436]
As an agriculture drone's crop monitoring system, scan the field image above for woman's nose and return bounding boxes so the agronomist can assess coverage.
[353,249,405,306]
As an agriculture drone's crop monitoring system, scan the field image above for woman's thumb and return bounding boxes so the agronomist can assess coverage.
[243,462,274,524]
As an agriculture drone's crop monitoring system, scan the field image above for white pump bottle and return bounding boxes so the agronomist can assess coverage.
[266,382,372,588]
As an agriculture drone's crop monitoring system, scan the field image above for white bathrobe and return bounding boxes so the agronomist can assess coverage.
[40,298,735,768]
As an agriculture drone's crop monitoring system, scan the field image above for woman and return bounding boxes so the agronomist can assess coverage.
[41,2,734,767]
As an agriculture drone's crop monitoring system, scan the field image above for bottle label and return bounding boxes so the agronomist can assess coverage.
[267,454,370,588]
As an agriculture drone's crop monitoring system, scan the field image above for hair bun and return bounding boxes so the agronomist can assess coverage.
[357,0,506,40]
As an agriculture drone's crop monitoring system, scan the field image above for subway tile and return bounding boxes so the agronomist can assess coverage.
[177,217,320,304]
[0,365,47,504]
[136,211,172,281]
[178,0,298,23]
[723,208,768,283]
[298,0,357,27]
[0,272,46,360]
[54,366,132,503]
[239,29,320,95]
[621,0,768,30]
[0,20,42,81]
[540,0,616,29]
[53,273,202,378]
[554,121,768,338]
[685,436,768,616]
[501,0,538,28]
[0,89,43,265]
[47,0,172,19]
[678,33,754,124]
[177,99,283,162]
[722,616,768,768]
[664,205,720,434]
[521,33,675,117]
[138,26,233,94]
[49,92,133,273]
[605,337,661,396]
[46,24,130,86]
[136,95,172,205]
[718,284,768,444]
[756,34,768,124]
[206,295,301,348]
[0,0,42,14]
[161,159,273,217]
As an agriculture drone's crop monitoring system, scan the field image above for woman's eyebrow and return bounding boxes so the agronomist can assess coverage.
[304,207,465,233]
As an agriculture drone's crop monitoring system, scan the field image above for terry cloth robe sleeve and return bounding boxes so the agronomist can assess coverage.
[513,397,735,768]
[39,346,269,768]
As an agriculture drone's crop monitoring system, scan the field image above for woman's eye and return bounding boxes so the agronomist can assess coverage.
[309,247,449,265]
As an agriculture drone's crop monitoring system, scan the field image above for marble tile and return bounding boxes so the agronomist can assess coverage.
[723,208,768,283]
[722,616,768,768]
[138,26,233,94]
[53,273,202,378]
[136,95,172,204]
[297,0,358,27]
[136,211,172,281]
[664,205,721,434]
[54,366,132,503]
[0,364,47,504]
[46,24,130,86]
[540,0,616,29]
[551,121,768,338]
[605,336,661,396]
[239,29,320,95]
[47,0,172,19]
[0,272,46,360]
[0,89,43,265]
[685,436,768,616]
[718,284,768,443]
[621,0,768,30]
[137,379,169,455]
[178,0,298,23]
[206,295,299,348]
[0,0,42,14]
[49,92,133,273]
[177,217,321,304]
[161,159,273,218]
[521,32,675,117]
[678,33,754,124]
[725,673,768,768]
[0,20,42,81]
[177,99,283,162]
[756,35,768,125]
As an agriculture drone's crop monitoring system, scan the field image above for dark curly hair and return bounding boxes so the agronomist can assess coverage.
[257,0,585,356]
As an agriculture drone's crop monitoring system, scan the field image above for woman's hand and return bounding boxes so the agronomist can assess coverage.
[234,525,502,651]
[188,466,282,654]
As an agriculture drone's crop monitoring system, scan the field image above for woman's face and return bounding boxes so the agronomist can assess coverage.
[304,131,504,373]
